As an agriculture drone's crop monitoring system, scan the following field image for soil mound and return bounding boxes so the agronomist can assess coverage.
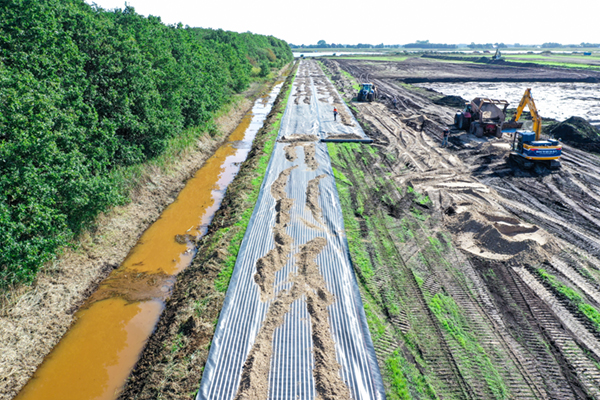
[550,116,600,153]
[550,117,600,144]
[433,95,467,108]
[447,210,549,261]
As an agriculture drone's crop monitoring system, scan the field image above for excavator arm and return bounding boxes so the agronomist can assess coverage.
[512,88,542,139]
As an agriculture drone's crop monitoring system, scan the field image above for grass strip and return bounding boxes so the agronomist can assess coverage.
[537,268,600,332]
[119,62,299,398]
[213,71,296,293]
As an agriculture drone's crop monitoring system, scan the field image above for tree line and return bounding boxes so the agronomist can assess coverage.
[0,0,292,288]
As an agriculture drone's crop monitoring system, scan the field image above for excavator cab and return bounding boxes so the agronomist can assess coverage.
[508,89,562,170]
[511,130,562,169]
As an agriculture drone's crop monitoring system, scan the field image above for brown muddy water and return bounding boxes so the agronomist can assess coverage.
[417,82,600,126]
[14,80,285,400]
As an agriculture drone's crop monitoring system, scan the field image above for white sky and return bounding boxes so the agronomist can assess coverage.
[86,0,600,46]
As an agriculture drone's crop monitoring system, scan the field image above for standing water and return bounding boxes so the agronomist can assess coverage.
[15,78,286,400]
[417,82,600,127]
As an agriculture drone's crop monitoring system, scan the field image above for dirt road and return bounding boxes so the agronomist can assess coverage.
[322,57,600,399]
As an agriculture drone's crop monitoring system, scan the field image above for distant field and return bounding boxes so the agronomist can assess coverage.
[323,51,600,71]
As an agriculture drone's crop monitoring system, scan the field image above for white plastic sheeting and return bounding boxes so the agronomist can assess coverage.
[198,60,384,400]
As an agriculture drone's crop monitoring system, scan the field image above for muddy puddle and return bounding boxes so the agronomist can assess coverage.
[14,80,285,400]
[417,82,600,126]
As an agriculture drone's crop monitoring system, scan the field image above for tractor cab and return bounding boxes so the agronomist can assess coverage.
[357,83,377,102]
[361,83,373,92]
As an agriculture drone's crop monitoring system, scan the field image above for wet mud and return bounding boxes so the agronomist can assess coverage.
[416,81,600,127]
[336,57,600,84]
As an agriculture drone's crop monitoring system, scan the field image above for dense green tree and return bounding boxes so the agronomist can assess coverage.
[0,0,292,287]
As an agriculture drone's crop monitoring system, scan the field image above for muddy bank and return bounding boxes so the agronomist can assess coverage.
[423,53,600,72]
[549,116,600,152]
[0,73,287,400]
[117,64,298,399]
[415,81,600,128]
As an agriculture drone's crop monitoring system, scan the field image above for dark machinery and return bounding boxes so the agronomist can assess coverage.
[509,88,562,169]
[454,97,521,138]
[357,83,378,102]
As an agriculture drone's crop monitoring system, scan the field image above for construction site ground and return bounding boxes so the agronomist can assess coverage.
[114,57,600,399]
[338,56,600,83]
[321,57,600,399]
[6,57,600,400]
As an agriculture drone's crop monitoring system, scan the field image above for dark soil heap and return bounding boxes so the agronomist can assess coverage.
[433,95,467,108]
[550,117,600,152]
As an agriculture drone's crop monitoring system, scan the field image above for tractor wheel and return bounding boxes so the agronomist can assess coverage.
[367,93,373,102]
[476,125,484,137]
[454,113,464,130]
[495,126,503,138]
[469,122,476,135]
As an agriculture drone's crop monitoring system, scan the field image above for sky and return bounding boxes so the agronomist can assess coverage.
[85,0,600,46]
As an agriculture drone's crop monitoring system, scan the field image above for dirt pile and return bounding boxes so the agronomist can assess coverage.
[253,166,296,302]
[550,116,600,152]
[323,133,365,141]
[279,134,318,142]
[446,209,550,261]
[235,146,349,398]
[433,95,467,108]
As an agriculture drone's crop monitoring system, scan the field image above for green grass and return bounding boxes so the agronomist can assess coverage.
[537,268,600,332]
[341,69,362,91]
[328,141,445,398]
[430,293,509,399]
[213,66,296,293]
[385,351,412,400]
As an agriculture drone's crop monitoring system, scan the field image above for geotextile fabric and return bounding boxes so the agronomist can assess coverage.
[198,60,384,400]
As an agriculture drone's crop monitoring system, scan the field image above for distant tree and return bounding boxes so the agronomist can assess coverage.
[405,42,456,49]
[542,42,563,48]
[317,40,327,47]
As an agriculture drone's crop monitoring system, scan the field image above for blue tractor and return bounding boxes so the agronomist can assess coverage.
[357,83,377,102]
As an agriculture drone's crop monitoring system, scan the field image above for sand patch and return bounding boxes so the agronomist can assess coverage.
[253,166,297,302]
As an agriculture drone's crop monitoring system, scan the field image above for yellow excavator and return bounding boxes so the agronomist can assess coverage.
[508,88,562,169]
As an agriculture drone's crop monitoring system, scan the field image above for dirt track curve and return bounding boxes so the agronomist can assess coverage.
[323,57,600,399]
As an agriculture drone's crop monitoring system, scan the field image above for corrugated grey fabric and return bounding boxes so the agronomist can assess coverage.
[198,61,384,400]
